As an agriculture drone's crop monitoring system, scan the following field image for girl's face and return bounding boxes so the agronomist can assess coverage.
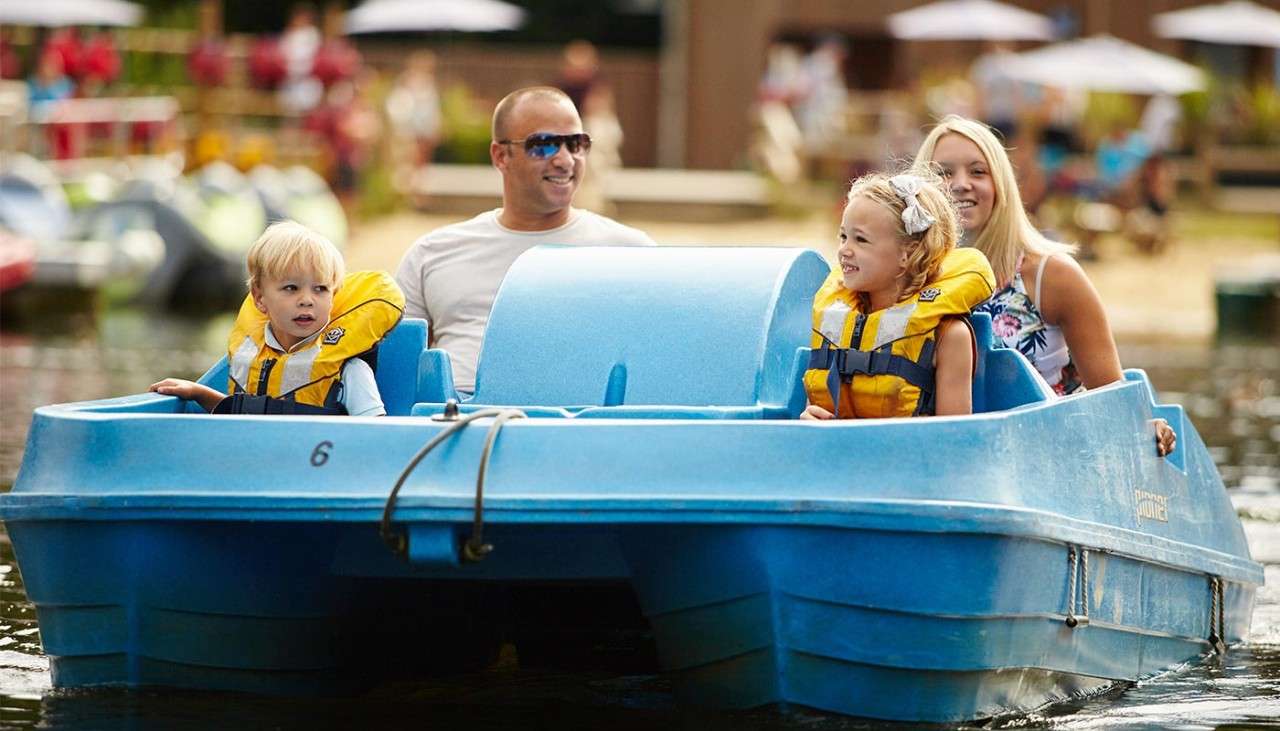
[838,195,907,309]
[931,133,995,235]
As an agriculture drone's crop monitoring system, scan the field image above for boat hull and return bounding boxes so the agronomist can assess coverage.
[6,513,1256,721]
[0,247,1264,721]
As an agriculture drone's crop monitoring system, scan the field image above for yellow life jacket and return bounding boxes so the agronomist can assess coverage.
[223,270,404,414]
[803,247,996,418]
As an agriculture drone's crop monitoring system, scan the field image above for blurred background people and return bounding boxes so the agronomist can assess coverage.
[969,42,1022,141]
[554,39,601,114]
[575,84,622,214]
[793,36,847,148]
[278,3,322,117]
[385,51,442,204]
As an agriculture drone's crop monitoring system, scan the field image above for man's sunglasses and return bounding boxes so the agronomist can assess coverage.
[497,132,592,159]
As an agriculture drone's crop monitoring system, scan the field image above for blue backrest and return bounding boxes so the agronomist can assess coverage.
[470,246,830,409]
[375,318,427,416]
[969,312,1056,413]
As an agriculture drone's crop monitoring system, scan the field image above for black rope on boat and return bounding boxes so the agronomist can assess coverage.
[1064,545,1091,628]
[1079,547,1090,625]
[1208,576,1227,655]
[1064,545,1075,627]
[460,410,525,562]
[380,407,526,562]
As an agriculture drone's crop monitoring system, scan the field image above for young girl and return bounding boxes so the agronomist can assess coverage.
[802,169,996,419]
[914,115,1175,455]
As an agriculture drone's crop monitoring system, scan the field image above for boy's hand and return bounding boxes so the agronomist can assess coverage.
[150,378,202,399]
[800,404,835,420]
[1152,418,1176,457]
[149,378,225,412]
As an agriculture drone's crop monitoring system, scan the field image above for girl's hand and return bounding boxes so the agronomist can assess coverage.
[1153,418,1177,457]
[800,404,835,420]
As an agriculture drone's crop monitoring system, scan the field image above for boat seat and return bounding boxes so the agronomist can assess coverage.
[411,246,830,419]
[968,312,1056,413]
[375,318,428,416]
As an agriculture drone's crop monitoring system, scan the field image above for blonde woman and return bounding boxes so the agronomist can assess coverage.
[915,115,1175,455]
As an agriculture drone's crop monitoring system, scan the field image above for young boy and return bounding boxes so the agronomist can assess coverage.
[150,220,404,416]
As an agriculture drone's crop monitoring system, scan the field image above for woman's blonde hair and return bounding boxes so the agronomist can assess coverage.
[845,166,959,308]
[914,114,1074,285]
[245,220,345,291]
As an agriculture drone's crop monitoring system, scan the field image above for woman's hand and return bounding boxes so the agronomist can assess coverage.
[1153,418,1177,457]
[800,404,835,420]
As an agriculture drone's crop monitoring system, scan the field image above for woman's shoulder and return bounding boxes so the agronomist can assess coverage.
[1034,250,1103,323]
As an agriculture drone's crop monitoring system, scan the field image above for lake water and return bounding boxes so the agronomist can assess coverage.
[1,310,1277,730]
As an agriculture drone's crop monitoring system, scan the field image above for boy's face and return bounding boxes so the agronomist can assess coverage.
[252,270,336,351]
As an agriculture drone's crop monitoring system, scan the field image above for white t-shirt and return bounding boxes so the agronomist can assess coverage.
[263,325,385,416]
[394,208,655,393]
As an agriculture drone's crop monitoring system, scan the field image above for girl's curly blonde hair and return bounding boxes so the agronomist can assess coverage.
[845,166,960,309]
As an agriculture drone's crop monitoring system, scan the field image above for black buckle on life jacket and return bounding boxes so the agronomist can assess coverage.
[809,340,938,418]
[213,393,348,416]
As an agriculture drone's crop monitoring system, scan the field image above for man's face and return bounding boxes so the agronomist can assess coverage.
[492,97,586,220]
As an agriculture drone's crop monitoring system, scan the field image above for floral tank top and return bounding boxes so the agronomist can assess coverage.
[974,254,1083,396]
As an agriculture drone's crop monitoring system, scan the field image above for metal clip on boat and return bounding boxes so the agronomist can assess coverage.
[431,398,460,422]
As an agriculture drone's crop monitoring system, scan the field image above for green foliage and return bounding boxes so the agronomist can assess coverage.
[121,49,187,88]
[1243,84,1280,146]
[355,160,400,220]
[435,83,492,165]
[1179,89,1211,144]
[140,2,197,30]
[1080,93,1140,146]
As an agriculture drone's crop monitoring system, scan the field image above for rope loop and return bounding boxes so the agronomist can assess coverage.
[1065,545,1079,628]
[381,407,527,562]
[1208,576,1227,655]
[1065,544,1091,628]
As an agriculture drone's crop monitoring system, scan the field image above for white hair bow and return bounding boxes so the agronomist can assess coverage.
[889,174,936,235]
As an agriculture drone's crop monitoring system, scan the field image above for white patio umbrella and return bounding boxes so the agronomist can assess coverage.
[887,0,1055,41]
[345,0,526,34]
[0,0,143,27]
[1154,1,1280,48]
[999,35,1207,95]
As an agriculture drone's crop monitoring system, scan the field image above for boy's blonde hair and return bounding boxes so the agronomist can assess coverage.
[914,114,1075,285]
[245,220,344,291]
[845,166,959,307]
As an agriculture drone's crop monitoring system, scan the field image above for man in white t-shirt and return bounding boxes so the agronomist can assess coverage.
[394,86,655,394]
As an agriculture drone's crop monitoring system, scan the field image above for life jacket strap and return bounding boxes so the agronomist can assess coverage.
[807,343,937,418]
[212,392,348,416]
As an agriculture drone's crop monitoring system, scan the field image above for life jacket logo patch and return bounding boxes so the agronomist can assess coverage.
[322,327,346,345]
[918,287,942,302]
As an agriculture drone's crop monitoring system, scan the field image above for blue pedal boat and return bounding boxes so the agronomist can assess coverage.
[0,246,1263,722]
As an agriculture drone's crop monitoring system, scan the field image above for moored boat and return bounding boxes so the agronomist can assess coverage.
[0,231,35,292]
[0,246,1262,722]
